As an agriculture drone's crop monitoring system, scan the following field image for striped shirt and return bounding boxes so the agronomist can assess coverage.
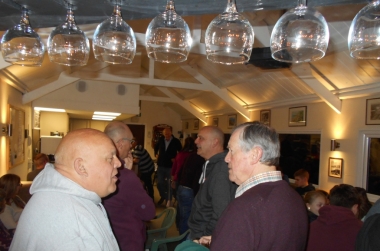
[132,145,155,174]
[235,171,282,198]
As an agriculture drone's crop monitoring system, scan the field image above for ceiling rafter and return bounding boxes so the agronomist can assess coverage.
[181,65,251,119]
[156,87,207,123]
[291,64,342,114]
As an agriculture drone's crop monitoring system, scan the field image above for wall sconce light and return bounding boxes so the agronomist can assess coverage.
[330,139,340,151]
[1,124,11,137]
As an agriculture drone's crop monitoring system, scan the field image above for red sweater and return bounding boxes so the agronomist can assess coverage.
[306,205,363,251]
[211,180,308,251]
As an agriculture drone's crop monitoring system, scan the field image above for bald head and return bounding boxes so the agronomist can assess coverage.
[55,128,121,198]
[104,121,133,159]
[195,126,225,160]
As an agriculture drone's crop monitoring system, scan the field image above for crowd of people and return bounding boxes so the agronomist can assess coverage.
[0,121,378,251]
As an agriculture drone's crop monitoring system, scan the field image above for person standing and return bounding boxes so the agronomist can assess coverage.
[187,126,238,241]
[27,153,49,181]
[199,122,308,251]
[104,121,156,251]
[10,128,121,251]
[132,138,155,200]
[154,127,182,206]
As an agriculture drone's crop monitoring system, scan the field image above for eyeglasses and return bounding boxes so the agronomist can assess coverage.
[117,137,135,145]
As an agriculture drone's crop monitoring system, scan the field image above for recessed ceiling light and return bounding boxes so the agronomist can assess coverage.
[92,115,117,119]
[34,107,66,112]
[94,111,121,116]
[92,117,114,121]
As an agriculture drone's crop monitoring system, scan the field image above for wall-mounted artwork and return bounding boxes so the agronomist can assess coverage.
[366,98,380,125]
[8,105,25,169]
[228,114,237,129]
[328,157,343,178]
[194,119,199,130]
[260,110,271,126]
[212,117,218,127]
[288,106,307,127]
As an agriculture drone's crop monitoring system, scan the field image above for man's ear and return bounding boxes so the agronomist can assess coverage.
[351,204,359,217]
[74,158,88,177]
[251,146,263,164]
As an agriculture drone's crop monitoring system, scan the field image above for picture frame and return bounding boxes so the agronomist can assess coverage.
[228,114,237,129]
[328,157,343,178]
[185,122,189,129]
[194,119,199,130]
[212,117,218,127]
[366,98,380,125]
[288,106,307,127]
[8,105,26,169]
[260,110,271,126]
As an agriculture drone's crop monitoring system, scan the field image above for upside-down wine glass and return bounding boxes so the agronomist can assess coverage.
[1,7,45,66]
[348,0,380,59]
[93,3,136,64]
[270,0,329,63]
[205,0,254,65]
[47,6,90,66]
[145,0,192,63]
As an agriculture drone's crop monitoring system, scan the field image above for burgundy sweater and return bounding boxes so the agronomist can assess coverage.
[306,205,363,251]
[211,180,308,251]
[103,168,156,251]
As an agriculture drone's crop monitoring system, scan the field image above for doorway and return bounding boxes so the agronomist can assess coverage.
[127,124,145,148]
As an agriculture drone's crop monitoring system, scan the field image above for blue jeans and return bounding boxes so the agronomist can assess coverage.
[157,166,172,201]
[177,185,194,235]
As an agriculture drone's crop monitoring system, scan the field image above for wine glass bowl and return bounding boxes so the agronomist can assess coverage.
[93,4,136,64]
[205,0,254,65]
[348,0,380,59]
[270,3,329,63]
[1,9,45,66]
[145,0,192,63]
[47,8,90,66]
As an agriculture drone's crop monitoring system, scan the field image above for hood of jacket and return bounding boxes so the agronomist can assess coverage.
[317,205,357,225]
[30,163,101,205]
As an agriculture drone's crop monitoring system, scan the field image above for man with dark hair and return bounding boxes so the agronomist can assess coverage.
[294,168,315,196]
[132,138,155,200]
[306,184,363,251]
[154,127,182,206]
[27,153,49,181]
[198,122,308,250]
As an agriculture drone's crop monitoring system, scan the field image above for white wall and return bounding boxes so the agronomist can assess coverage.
[124,101,183,158]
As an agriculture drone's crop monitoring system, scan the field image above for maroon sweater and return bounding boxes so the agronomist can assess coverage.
[306,205,363,251]
[103,168,156,251]
[211,180,308,251]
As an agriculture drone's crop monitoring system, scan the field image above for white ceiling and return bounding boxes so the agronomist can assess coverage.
[2,2,380,121]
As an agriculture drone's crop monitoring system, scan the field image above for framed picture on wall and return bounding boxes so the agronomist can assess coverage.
[260,110,271,126]
[194,119,199,130]
[288,106,307,127]
[366,98,380,125]
[328,157,343,178]
[212,117,218,127]
[185,122,189,129]
[228,114,237,128]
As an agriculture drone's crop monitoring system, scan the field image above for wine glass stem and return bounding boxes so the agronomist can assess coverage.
[298,0,307,7]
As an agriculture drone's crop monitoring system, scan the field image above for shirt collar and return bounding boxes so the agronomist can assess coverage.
[235,170,282,198]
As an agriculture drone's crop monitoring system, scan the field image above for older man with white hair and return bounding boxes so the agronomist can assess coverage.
[200,121,308,251]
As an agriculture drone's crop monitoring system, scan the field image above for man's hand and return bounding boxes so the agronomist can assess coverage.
[199,236,212,246]
[124,151,133,170]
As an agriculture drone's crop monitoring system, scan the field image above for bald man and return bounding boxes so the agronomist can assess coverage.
[188,126,238,241]
[103,121,155,251]
[10,129,121,251]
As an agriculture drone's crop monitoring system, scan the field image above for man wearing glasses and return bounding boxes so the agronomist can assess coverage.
[103,121,155,251]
